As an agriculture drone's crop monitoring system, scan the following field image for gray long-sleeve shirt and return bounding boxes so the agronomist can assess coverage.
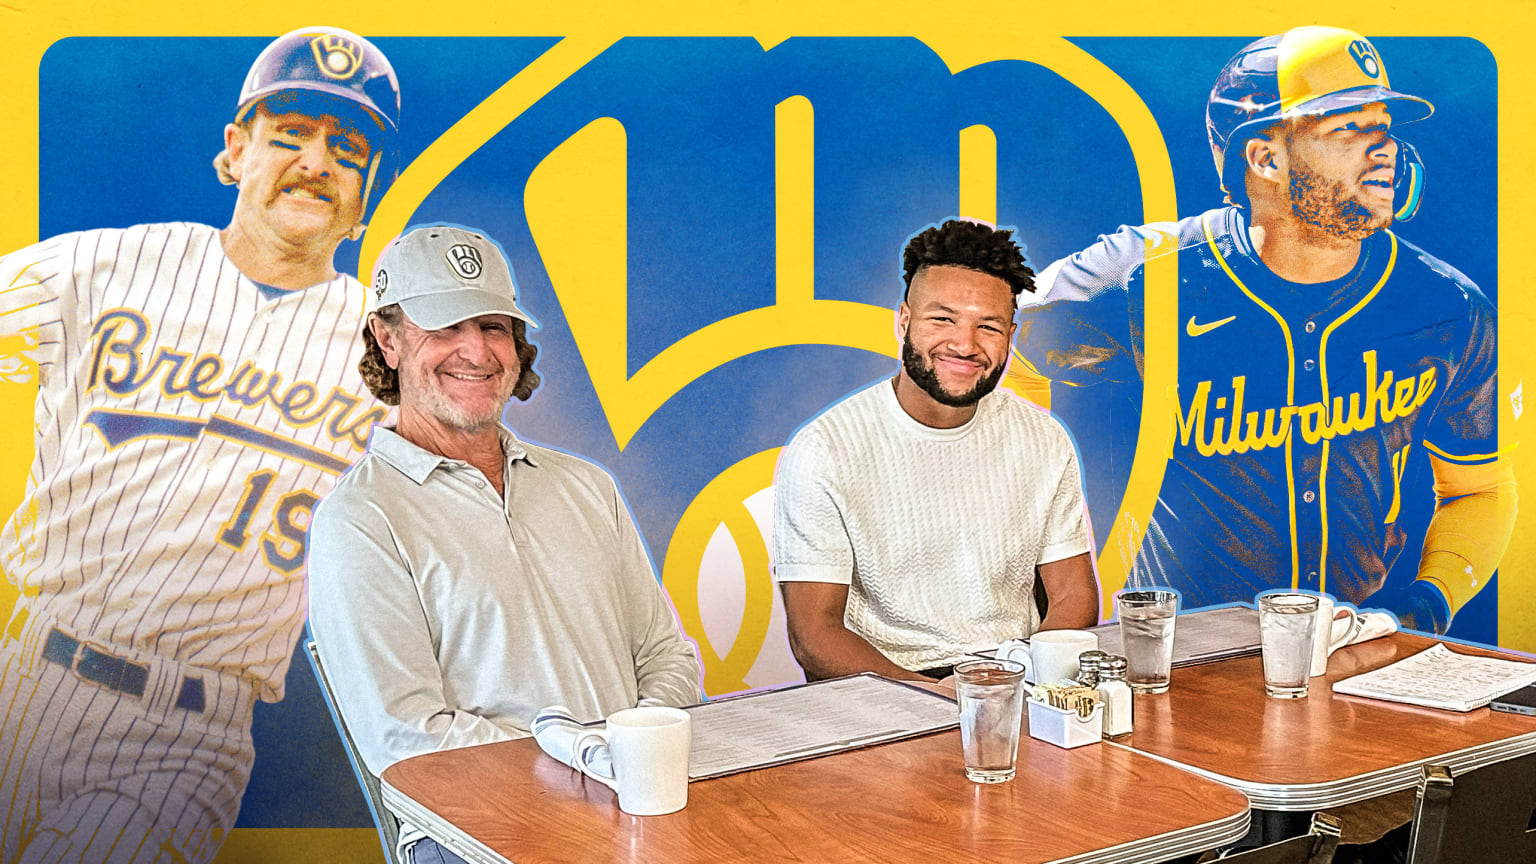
[307,424,702,778]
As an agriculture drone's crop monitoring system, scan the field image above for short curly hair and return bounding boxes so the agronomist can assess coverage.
[359,304,541,406]
[901,219,1035,301]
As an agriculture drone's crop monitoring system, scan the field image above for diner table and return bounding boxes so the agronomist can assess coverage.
[1109,631,1536,839]
[379,631,1536,861]
[381,713,1250,864]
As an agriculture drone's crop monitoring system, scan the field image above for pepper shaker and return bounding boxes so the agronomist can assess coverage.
[1076,650,1108,688]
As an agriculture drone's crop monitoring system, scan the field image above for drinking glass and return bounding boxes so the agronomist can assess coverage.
[954,659,1026,783]
[1258,592,1320,699]
[1116,589,1179,694]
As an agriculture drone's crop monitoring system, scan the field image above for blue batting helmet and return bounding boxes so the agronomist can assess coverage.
[233,27,401,220]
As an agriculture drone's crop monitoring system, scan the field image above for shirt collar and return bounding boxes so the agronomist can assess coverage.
[878,377,986,441]
[367,423,538,486]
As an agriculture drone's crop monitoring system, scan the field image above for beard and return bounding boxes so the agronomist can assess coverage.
[400,362,517,432]
[900,330,1007,408]
[1287,156,1392,242]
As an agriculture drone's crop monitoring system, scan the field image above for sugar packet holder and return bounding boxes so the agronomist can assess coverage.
[1028,698,1104,749]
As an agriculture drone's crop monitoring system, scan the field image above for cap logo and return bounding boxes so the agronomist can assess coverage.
[1348,40,1382,79]
[310,34,364,81]
[446,244,483,279]
[373,268,388,302]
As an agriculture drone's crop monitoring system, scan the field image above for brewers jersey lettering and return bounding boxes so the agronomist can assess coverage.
[0,222,383,862]
[1016,206,1498,609]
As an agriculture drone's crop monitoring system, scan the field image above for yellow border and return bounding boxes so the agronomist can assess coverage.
[0,5,1532,861]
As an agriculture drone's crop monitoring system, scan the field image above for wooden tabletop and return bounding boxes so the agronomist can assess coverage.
[1116,632,1536,810]
[382,724,1249,864]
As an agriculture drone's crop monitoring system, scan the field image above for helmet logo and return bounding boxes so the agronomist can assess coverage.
[446,245,483,280]
[373,268,389,302]
[310,34,364,81]
[1348,40,1382,79]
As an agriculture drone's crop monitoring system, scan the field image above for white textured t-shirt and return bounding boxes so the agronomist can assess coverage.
[773,381,1094,670]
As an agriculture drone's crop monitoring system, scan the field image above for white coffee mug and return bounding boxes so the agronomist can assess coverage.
[1310,596,1363,677]
[571,706,692,816]
[998,630,1099,684]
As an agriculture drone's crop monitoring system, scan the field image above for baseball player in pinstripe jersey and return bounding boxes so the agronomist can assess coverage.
[1015,27,1515,633]
[0,29,400,863]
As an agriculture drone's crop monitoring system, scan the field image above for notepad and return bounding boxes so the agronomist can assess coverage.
[1332,643,1536,712]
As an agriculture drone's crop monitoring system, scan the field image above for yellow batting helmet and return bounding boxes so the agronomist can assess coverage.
[1206,26,1432,218]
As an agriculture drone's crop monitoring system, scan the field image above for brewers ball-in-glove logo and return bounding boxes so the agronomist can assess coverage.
[446,244,483,279]
[1349,40,1381,78]
[310,34,364,81]
[373,268,388,302]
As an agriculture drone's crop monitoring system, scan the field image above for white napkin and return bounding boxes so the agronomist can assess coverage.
[1327,610,1398,656]
[532,705,612,776]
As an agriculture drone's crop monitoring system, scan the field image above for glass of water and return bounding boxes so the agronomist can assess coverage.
[1116,589,1179,694]
[954,659,1026,783]
[1258,592,1320,698]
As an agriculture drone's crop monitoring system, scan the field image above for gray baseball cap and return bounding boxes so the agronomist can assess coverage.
[370,225,539,330]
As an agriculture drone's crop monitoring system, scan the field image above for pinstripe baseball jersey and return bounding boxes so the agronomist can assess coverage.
[0,222,385,699]
[1015,206,1498,609]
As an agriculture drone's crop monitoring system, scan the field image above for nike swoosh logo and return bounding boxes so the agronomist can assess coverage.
[1186,315,1237,337]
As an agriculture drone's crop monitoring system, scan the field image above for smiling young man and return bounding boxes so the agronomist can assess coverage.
[307,226,701,864]
[0,28,400,864]
[773,219,1099,682]
[1014,26,1514,634]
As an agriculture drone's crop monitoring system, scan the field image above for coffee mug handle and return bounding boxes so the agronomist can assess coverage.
[1328,608,1364,653]
[997,640,1035,684]
[571,728,618,791]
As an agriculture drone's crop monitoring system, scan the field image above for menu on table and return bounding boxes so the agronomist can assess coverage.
[1086,604,1261,666]
[976,604,1262,668]
[674,674,958,780]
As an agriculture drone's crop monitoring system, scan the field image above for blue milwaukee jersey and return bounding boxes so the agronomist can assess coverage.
[1016,206,1498,609]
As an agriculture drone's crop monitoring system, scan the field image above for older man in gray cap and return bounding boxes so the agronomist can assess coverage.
[307,224,702,864]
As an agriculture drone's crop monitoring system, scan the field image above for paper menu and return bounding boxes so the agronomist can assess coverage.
[981,604,1262,668]
[1088,604,1261,667]
[592,674,959,780]
[1331,643,1536,712]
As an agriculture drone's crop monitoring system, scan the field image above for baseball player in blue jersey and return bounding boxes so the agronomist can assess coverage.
[1015,26,1514,633]
[0,28,399,863]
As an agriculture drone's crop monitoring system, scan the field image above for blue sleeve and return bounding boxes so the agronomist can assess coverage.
[1015,225,1149,386]
[1423,273,1500,464]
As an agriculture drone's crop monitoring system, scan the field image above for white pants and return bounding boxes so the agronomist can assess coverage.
[0,614,255,864]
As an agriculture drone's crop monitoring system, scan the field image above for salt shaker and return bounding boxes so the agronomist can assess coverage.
[1097,655,1134,738]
